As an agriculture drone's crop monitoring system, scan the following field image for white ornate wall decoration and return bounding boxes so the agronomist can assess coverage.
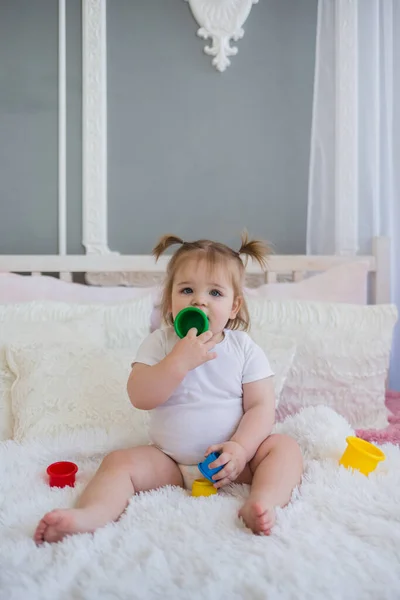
[82,0,121,285]
[82,0,116,259]
[185,0,258,72]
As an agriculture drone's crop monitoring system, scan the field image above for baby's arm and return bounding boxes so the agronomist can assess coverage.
[230,377,275,461]
[127,329,217,410]
[128,358,186,410]
[206,377,275,487]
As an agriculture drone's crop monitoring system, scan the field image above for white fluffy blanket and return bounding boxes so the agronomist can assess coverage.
[1,406,400,600]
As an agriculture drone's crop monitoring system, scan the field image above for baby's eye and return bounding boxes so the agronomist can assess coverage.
[181,287,193,295]
[210,289,222,297]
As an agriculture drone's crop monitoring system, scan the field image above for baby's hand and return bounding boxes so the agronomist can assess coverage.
[205,441,247,489]
[169,328,217,373]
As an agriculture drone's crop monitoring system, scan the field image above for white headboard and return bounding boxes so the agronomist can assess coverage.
[0,236,390,305]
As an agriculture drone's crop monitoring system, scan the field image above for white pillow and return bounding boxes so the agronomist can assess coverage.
[247,331,297,404]
[247,298,398,429]
[7,342,150,445]
[102,297,154,349]
[0,314,105,441]
[0,295,154,349]
[0,295,154,441]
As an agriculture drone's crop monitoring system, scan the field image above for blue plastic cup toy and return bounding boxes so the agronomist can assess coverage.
[174,307,209,339]
[198,451,225,483]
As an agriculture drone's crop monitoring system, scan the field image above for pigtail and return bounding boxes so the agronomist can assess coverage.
[152,234,184,261]
[238,230,272,270]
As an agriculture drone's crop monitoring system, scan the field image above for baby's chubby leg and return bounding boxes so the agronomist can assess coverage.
[34,446,183,544]
[238,434,303,535]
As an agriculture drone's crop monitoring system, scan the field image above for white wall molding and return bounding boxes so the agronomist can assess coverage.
[58,0,67,257]
[185,0,258,72]
[82,0,116,259]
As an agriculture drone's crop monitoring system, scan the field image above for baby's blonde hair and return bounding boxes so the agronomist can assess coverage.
[152,231,272,331]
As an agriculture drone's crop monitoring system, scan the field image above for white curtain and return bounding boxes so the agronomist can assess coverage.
[307,0,400,389]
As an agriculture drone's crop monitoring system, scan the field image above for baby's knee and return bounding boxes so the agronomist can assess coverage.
[274,433,302,453]
[274,432,301,448]
[264,433,303,462]
[101,449,131,470]
[276,434,304,470]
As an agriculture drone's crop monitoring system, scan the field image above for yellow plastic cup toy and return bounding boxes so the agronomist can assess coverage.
[191,478,217,497]
[339,436,385,475]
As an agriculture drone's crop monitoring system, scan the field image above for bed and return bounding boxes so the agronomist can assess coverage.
[0,237,399,600]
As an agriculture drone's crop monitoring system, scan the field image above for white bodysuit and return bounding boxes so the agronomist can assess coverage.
[134,327,274,467]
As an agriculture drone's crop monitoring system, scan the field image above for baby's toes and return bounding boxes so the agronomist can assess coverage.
[34,519,48,545]
[259,509,276,535]
[258,513,269,528]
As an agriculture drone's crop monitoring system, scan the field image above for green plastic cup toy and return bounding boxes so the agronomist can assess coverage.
[174,307,209,339]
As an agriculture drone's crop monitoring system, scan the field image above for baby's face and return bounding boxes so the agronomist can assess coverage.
[170,258,241,338]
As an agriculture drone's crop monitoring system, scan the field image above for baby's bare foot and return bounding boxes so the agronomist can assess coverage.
[239,500,276,535]
[34,508,98,545]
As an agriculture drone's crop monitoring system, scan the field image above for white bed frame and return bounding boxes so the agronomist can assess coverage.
[0,236,390,304]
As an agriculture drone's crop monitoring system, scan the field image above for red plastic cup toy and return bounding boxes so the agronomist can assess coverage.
[47,461,78,488]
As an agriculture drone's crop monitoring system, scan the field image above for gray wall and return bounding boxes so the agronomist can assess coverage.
[0,0,318,255]
[0,0,82,254]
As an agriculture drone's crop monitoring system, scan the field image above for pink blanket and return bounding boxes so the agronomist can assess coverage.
[356,390,400,445]
[276,390,400,445]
